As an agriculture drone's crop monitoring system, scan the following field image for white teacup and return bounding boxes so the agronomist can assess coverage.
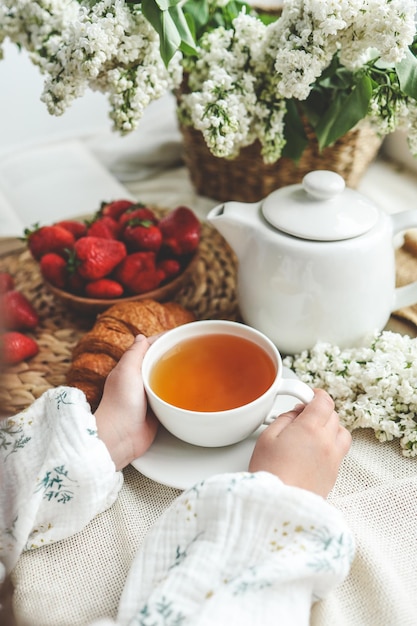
[142,320,314,447]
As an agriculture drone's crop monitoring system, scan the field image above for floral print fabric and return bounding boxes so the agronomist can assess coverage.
[0,387,122,573]
[117,472,354,625]
[0,386,354,625]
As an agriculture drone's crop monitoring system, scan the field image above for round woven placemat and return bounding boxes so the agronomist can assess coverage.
[0,220,239,416]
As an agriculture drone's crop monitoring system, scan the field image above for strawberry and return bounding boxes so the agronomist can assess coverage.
[157,258,181,281]
[24,224,75,260]
[123,220,162,253]
[86,216,121,240]
[54,220,87,239]
[159,207,201,256]
[85,278,124,299]
[67,272,86,295]
[114,252,164,294]
[40,253,68,288]
[0,272,14,293]
[1,290,39,330]
[1,331,39,365]
[74,237,127,281]
[100,199,135,221]
[118,206,158,228]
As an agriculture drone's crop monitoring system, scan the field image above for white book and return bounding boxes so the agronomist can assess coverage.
[0,140,134,239]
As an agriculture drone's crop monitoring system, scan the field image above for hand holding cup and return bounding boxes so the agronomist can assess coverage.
[142,320,314,447]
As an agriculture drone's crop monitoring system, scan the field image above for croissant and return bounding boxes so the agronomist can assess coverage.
[66,299,195,410]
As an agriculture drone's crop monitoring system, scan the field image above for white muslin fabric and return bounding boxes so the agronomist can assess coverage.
[0,387,354,625]
[0,387,123,573]
[116,472,353,626]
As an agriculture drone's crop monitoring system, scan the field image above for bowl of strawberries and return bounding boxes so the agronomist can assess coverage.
[25,200,201,315]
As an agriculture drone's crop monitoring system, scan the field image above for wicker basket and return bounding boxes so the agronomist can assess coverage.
[179,122,382,203]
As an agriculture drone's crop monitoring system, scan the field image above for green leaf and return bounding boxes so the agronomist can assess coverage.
[150,0,171,10]
[183,0,252,41]
[183,0,209,34]
[142,0,196,65]
[180,39,198,57]
[302,90,327,128]
[141,0,178,64]
[315,74,373,149]
[256,11,279,25]
[282,100,308,161]
[396,47,417,99]
[168,4,196,50]
[148,0,188,9]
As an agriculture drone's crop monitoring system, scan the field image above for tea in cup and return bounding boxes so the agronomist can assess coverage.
[142,320,314,447]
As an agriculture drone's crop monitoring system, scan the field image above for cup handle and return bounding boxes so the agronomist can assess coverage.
[263,379,314,426]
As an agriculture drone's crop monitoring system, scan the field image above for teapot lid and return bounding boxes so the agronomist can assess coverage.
[262,170,379,241]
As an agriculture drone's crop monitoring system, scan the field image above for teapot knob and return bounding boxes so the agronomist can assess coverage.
[303,170,345,200]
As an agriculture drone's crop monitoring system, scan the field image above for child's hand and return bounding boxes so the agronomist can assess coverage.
[249,389,351,498]
[94,334,158,471]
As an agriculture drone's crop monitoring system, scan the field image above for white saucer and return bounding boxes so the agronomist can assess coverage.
[131,367,300,489]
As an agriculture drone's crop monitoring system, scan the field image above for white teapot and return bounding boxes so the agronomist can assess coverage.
[207,170,417,354]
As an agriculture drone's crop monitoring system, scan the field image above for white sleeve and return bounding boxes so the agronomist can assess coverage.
[117,471,355,626]
[0,386,123,574]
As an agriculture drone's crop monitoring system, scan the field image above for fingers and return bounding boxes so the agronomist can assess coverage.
[130,333,150,354]
[295,388,335,427]
[267,389,336,435]
[263,388,343,442]
[117,334,149,367]
[104,335,150,384]
[337,423,352,455]
[251,388,351,497]
[264,404,304,437]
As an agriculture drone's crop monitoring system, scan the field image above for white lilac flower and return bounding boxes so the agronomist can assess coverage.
[265,0,416,100]
[179,0,416,160]
[1,0,180,132]
[1,0,417,154]
[396,100,417,157]
[283,331,417,456]
[179,14,268,158]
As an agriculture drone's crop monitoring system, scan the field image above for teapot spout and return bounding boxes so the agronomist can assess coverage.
[207,200,260,259]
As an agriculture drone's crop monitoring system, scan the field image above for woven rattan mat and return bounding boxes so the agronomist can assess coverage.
[0,220,239,416]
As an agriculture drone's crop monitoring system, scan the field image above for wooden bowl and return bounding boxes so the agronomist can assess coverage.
[45,253,198,316]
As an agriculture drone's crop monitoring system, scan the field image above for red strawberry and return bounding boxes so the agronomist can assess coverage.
[159,207,200,256]
[54,220,87,239]
[118,206,158,228]
[74,237,127,281]
[100,199,135,221]
[87,216,121,240]
[0,272,14,293]
[85,278,124,299]
[67,272,86,295]
[2,331,39,365]
[1,290,39,330]
[114,252,164,294]
[24,224,75,260]
[157,258,181,281]
[40,253,68,288]
[123,220,162,252]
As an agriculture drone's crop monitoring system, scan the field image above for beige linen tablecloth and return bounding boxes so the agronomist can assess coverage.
[11,429,417,626]
[7,159,417,625]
